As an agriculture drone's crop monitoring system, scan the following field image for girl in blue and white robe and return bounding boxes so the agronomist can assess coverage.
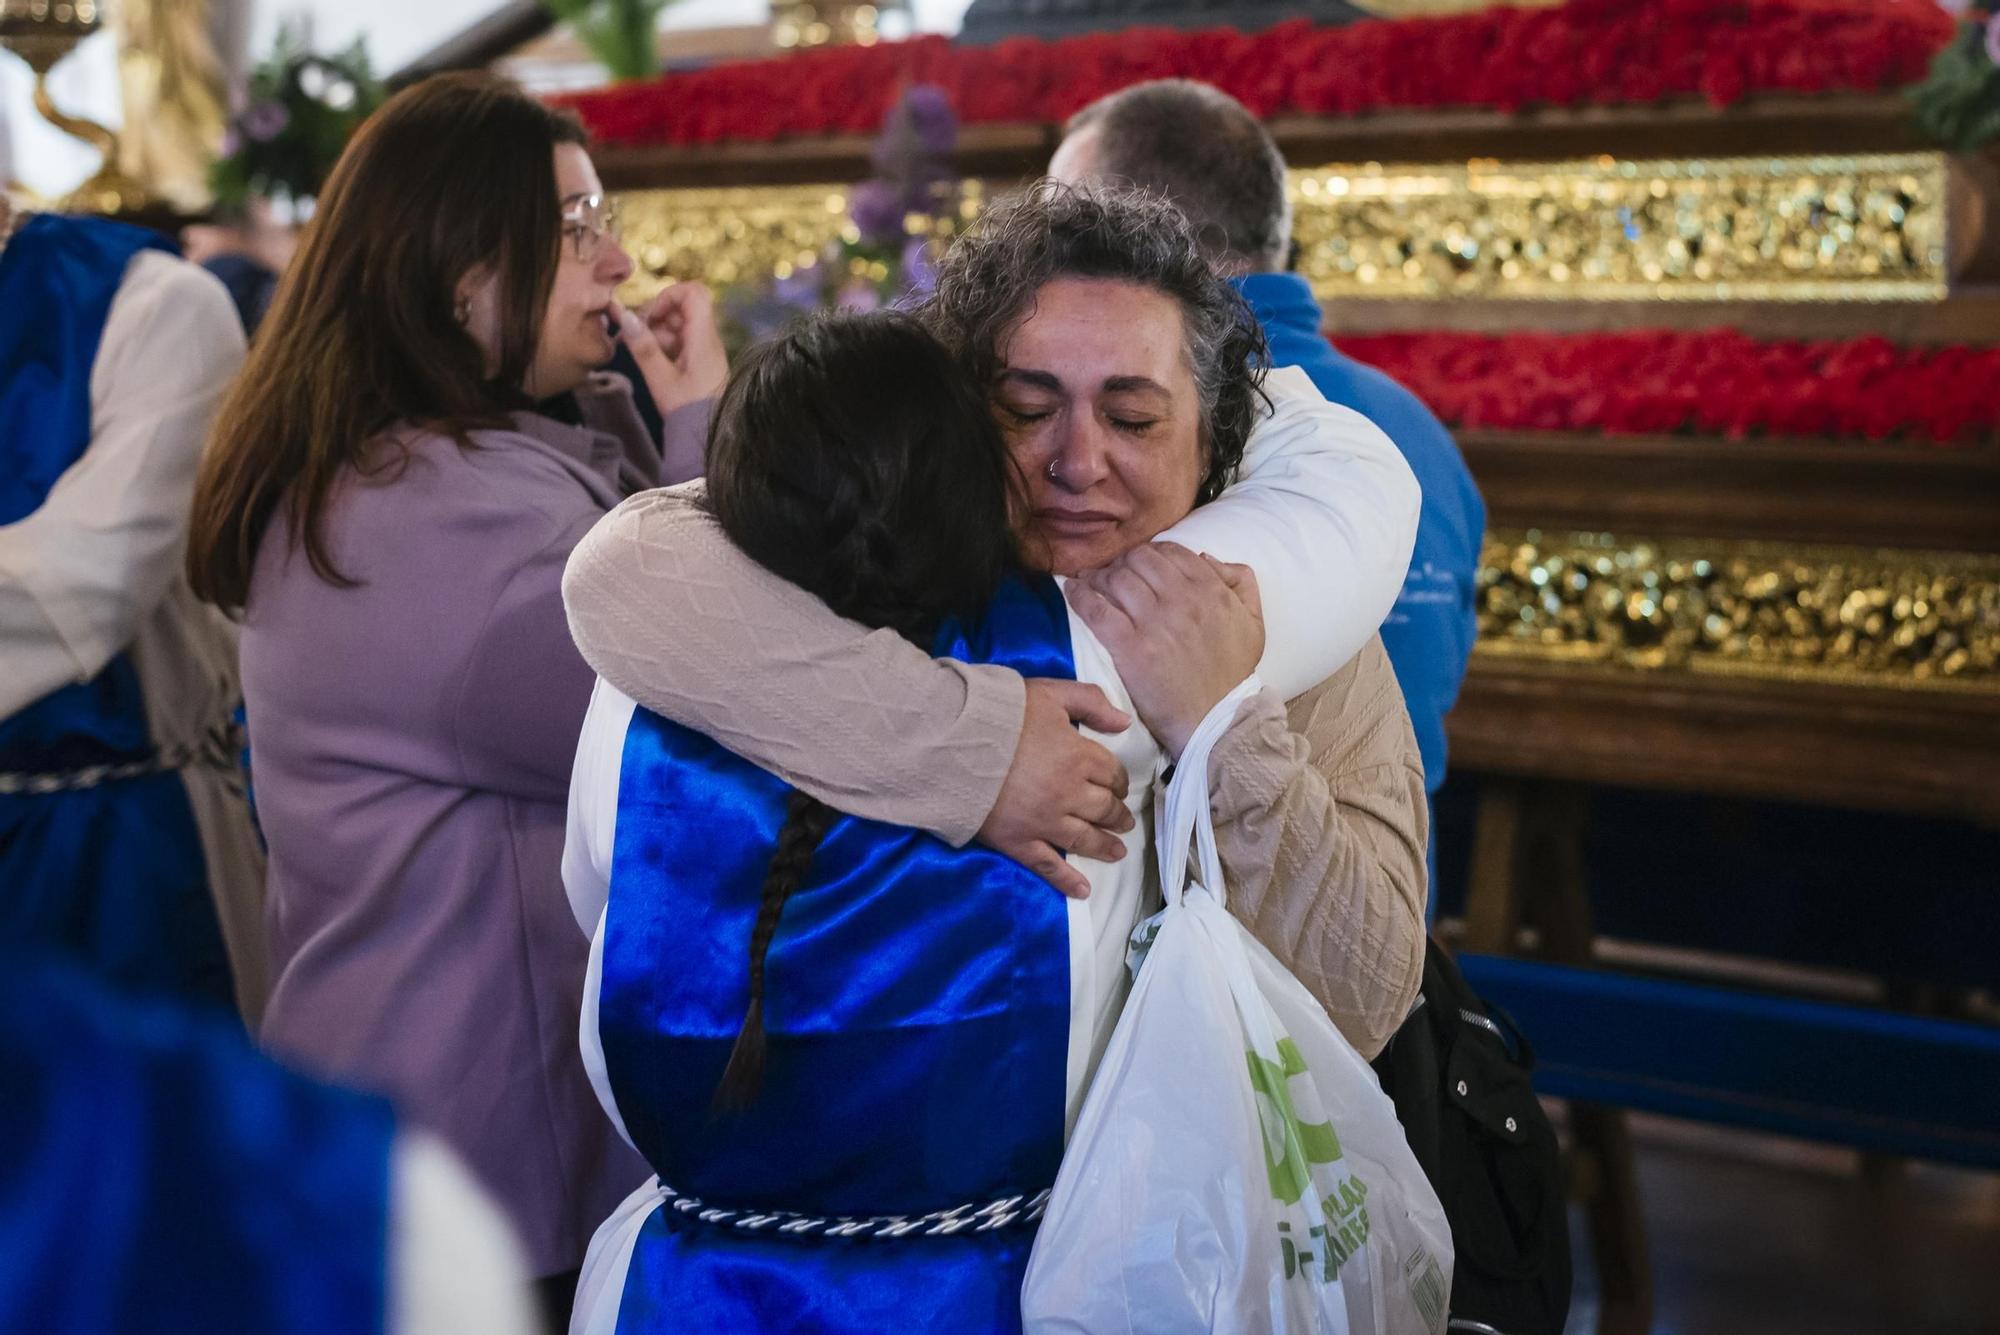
[562,315,1417,1334]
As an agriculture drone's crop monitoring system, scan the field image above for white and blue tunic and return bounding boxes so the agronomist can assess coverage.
[561,367,1420,1334]
[0,214,262,1012]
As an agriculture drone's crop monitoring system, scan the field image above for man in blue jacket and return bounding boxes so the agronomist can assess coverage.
[1053,81,1487,911]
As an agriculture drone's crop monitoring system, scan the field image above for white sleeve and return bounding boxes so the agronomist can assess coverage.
[562,679,639,935]
[0,249,246,718]
[389,1130,539,1335]
[1155,365,1421,702]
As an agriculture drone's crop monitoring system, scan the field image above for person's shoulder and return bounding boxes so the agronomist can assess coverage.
[1314,348,1451,445]
[1306,344,1483,510]
[585,480,711,548]
[101,249,244,363]
[121,248,239,326]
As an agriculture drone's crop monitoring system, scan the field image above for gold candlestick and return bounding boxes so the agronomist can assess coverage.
[0,0,150,214]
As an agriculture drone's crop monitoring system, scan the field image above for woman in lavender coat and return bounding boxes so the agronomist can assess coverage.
[185,74,725,1320]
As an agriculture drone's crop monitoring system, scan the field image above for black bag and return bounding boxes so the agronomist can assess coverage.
[1370,939,1572,1335]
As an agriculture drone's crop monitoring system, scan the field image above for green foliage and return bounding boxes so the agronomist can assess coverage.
[210,19,383,212]
[1909,19,2000,153]
[542,0,674,82]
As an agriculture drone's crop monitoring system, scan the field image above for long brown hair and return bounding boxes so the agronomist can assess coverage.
[704,311,1020,1110]
[186,72,587,611]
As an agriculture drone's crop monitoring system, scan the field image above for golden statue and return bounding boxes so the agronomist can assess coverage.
[114,0,229,211]
[0,0,146,213]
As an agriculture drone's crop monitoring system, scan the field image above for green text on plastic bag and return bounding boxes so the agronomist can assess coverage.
[1247,1037,1344,1204]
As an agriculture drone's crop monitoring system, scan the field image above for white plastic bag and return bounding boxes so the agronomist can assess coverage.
[1021,678,1452,1335]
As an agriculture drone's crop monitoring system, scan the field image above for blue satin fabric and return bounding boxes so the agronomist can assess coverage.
[601,574,1077,1333]
[0,214,226,1006]
[0,951,394,1334]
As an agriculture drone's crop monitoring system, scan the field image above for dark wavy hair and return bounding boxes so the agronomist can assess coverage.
[703,310,1019,1108]
[917,178,1270,505]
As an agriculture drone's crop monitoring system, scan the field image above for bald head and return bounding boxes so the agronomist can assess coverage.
[1052,80,1291,274]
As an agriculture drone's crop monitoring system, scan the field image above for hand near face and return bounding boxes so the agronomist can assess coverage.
[1064,542,1264,760]
[618,281,729,416]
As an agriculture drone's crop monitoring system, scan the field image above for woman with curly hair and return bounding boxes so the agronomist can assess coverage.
[562,183,1428,1332]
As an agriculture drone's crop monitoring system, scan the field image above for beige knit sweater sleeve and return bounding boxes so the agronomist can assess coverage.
[562,482,1026,847]
[1201,636,1430,1060]
[565,484,1428,1055]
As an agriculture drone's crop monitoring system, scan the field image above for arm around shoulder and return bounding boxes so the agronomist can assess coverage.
[1158,366,1421,701]
[562,484,1026,846]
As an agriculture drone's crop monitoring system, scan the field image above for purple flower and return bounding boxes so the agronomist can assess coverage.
[219,126,242,158]
[900,235,937,296]
[774,263,823,308]
[241,100,289,143]
[1986,13,2000,67]
[902,85,957,157]
[847,180,906,245]
[836,280,882,313]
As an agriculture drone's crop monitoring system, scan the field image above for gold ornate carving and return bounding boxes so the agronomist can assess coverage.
[114,0,230,212]
[615,153,1947,304]
[1290,153,1948,302]
[1477,530,2000,689]
[616,181,985,300]
[771,0,903,48]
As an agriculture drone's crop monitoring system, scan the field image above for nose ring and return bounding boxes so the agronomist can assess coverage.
[1046,457,1060,481]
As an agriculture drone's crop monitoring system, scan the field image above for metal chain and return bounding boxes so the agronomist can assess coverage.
[657,1183,1051,1240]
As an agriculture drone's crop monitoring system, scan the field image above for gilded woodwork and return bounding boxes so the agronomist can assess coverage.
[1476,529,2000,689]
[613,154,1948,304]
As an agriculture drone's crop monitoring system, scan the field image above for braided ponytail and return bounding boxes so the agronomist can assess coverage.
[713,790,840,1112]
[702,311,1017,1112]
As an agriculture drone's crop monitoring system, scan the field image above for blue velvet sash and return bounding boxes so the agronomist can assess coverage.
[601,574,1077,1334]
[0,215,227,1007]
[0,952,394,1334]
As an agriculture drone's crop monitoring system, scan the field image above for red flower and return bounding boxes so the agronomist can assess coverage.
[550,0,1957,147]
[1338,329,2000,446]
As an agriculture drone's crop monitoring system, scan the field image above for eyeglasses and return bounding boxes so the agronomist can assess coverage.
[560,192,621,263]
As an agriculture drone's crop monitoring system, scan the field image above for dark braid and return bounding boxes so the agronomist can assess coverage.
[712,789,841,1111]
[702,311,1018,1113]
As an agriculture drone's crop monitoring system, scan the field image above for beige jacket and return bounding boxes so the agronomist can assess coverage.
[563,487,1427,1059]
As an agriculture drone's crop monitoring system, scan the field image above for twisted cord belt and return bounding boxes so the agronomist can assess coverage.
[0,717,243,796]
[657,1182,1051,1239]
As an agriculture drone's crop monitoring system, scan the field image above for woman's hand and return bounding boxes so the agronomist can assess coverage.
[977,679,1136,899]
[617,282,729,415]
[1065,542,1264,760]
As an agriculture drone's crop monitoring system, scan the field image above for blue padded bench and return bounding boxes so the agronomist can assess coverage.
[1457,952,2000,1170]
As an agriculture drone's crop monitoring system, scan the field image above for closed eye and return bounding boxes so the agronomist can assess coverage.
[1109,417,1159,434]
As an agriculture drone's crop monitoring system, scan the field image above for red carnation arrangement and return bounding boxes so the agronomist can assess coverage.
[555,0,1955,149]
[1337,329,2000,446]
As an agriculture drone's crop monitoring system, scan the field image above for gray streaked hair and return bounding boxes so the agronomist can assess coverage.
[917,179,1269,505]
[1064,79,1293,273]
